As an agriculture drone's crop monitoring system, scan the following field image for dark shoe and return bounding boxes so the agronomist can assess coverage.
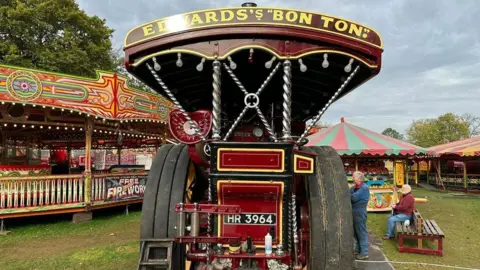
[382,235,394,240]
[356,254,369,260]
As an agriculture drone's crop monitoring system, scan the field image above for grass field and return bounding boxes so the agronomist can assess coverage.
[1,188,479,270]
[367,187,480,270]
[0,206,141,270]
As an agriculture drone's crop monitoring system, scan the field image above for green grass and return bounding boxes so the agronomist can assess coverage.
[0,207,141,270]
[367,187,480,270]
[1,188,479,270]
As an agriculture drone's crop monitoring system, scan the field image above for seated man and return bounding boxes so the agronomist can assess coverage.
[383,184,415,240]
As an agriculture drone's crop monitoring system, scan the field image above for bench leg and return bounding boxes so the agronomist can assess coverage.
[418,235,423,249]
[398,234,404,251]
[398,235,443,256]
[438,238,443,257]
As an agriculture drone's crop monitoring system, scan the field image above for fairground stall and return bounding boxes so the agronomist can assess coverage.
[0,64,175,222]
[429,136,480,193]
[306,118,434,212]
[406,160,432,186]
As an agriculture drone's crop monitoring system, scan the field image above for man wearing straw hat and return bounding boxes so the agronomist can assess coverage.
[383,184,415,240]
[350,171,370,260]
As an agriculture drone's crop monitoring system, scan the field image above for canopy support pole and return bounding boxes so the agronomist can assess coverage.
[415,158,419,185]
[67,145,71,174]
[26,134,31,165]
[405,159,409,185]
[355,159,358,171]
[84,117,93,204]
[118,146,122,165]
[436,158,444,189]
[211,60,222,140]
[281,60,292,141]
[0,130,5,164]
[463,161,468,191]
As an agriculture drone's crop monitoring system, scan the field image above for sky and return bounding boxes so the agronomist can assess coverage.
[76,0,480,134]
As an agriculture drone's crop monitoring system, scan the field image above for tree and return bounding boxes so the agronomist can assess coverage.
[461,113,480,137]
[0,0,116,77]
[381,127,404,140]
[313,121,331,129]
[112,48,156,94]
[406,113,470,148]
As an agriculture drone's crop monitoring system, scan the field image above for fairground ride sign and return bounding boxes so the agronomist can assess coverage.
[124,7,382,49]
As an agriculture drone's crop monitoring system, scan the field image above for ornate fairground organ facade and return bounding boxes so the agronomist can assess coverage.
[124,3,383,270]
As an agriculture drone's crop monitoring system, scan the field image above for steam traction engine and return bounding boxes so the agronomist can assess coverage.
[123,3,383,269]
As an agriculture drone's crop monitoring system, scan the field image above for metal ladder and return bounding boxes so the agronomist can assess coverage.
[138,238,173,270]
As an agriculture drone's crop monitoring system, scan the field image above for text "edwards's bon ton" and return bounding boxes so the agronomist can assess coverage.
[139,8,372,40]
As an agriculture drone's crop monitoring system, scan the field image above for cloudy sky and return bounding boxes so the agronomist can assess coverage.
[77,0,480,134]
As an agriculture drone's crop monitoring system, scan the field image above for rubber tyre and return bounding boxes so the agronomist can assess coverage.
[140,144,192,270]
[302,146,354,269]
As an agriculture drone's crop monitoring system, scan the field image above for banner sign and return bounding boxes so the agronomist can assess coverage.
[105,175,146,201]
[125,7,382,48]
[394,161,405,186]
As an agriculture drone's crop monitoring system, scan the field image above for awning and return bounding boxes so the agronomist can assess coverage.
[306,118,435,157]
[429,136,480,157]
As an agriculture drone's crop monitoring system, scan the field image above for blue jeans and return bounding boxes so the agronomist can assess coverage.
[386,214,411,237]
[353,210,368,255]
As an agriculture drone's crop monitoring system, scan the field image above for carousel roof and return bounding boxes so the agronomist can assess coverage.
[428,136,480,157]
[306,118,435,157]
[0,64,176,144]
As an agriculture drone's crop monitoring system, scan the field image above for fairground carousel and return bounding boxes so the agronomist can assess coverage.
[0,64,174,226]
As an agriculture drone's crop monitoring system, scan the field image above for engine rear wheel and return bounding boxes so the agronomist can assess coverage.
[140,144,205,270]
[301,145,354,269]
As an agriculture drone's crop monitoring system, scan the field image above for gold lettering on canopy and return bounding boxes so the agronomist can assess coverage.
[125,7,381,48]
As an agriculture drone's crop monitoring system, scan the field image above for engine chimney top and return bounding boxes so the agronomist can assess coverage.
[241,2,257,7]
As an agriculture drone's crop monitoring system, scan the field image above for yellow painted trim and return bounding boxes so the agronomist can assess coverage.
[216,148,285,173]
[293,154,314,174]
[124,7,383,49]
[217,180,284,248]
[132,47,378,68]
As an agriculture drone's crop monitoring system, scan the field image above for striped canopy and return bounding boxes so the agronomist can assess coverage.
[306,118,435,157]
[429,136,480,157]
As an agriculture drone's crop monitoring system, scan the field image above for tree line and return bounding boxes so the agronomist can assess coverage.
[0,0,152,92]
[381,113,480,148]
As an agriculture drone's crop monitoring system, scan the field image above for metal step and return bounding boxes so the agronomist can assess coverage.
[138,238,173,270]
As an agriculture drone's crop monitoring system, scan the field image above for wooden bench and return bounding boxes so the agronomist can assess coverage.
[395,209,445,256]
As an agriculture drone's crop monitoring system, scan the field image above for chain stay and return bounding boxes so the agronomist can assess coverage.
[222,62,281,142]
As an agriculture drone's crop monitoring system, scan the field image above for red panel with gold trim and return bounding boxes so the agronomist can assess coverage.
[217,180,284,247]
[217,148,284,172]
[293,151,315,174]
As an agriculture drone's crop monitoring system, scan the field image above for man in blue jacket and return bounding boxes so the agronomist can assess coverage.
[351,171,370,260]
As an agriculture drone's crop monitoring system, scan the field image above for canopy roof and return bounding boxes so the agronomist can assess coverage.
[306,118,435,157]
[123,5,383,125]
[429,136,480,157]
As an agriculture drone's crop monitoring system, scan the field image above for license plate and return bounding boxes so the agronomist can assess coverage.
[223,213,276,225]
